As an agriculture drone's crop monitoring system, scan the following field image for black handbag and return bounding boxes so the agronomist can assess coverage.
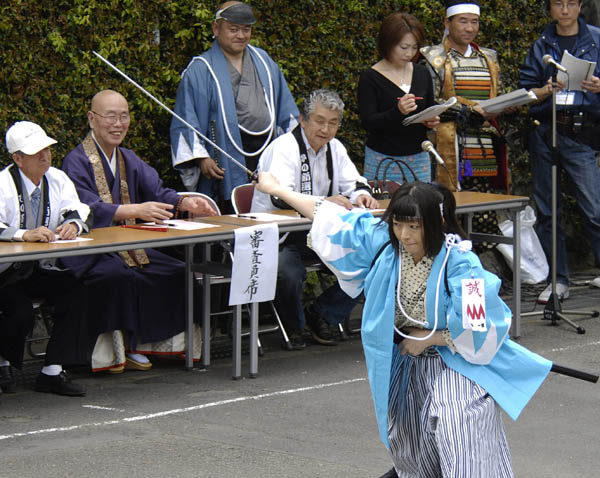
[371,157,419,199]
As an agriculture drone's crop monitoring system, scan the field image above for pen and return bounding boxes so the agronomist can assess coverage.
[121,225,169,232]
[237,214,258,219]
[397,96,423,100]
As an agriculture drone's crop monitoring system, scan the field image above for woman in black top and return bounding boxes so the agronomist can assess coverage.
[358,12,439,184]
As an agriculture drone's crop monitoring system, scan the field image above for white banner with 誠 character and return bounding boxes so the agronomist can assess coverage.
[229,223,279,306]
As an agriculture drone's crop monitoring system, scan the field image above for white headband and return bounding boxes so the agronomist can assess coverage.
[446,4,480,17]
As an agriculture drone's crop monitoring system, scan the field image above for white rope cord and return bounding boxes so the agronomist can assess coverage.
[197,45,276,158]
[394,234,458,341]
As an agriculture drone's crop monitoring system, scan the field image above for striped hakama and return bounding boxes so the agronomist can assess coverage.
[388,347,513,478]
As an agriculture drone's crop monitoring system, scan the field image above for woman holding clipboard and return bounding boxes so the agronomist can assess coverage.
[358,12,440,184]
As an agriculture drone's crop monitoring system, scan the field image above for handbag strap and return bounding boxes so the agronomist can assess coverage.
[382,158,419,184]
[373,156,396,196]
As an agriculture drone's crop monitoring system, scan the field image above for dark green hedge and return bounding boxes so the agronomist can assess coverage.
[1,0,548,195]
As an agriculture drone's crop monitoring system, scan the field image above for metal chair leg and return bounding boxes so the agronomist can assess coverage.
[270,302,292,350]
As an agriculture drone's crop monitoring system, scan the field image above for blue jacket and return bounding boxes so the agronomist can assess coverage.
[309,202,552,447]
[519,18,600,120]
[170,42,299,200]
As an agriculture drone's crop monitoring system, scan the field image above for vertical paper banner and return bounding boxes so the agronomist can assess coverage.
[229,223,279,306]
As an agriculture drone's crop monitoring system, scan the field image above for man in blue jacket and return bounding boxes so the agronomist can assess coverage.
[170,1,298,212]
[519,0,600,304]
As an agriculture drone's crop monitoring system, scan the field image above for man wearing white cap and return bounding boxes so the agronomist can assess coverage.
[421,0,509,196]
[171,1,299,212]
[0,121,91,397]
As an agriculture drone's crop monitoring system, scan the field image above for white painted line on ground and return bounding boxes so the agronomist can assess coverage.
[82,405,126,412]
[0,377,366,441]
[542,340,600,354]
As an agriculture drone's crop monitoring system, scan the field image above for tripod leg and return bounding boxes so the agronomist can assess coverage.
[541,293,587,334]
[555,311,585,334]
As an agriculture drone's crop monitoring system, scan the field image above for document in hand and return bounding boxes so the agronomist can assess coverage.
[476,89,538,114]
[557,50,596,91]
[401,97,457,126]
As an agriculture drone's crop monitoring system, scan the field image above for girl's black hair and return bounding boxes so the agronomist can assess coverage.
[381,181,445,257]
[431,181,467,239]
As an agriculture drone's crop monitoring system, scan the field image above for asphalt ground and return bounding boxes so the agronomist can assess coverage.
[1,274,600,478]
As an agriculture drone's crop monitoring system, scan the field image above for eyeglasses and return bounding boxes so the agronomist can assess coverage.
[312,118,340,130]
[91,111,131,124]
[551,1,579,9]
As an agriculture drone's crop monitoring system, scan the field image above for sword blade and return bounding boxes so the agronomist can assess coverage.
[91,50,253,177]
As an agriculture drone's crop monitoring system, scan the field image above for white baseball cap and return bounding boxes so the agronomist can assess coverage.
[5,121,57,155]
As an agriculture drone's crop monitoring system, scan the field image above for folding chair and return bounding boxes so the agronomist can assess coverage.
[26,300,52,359]
[0,299,52,361]
[230,184,352,344]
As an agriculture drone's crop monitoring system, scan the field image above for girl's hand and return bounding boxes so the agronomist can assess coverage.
[398,328,446,356]
[255,171,281,196]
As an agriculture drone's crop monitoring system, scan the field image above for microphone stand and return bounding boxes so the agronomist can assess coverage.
[521,65,598,333]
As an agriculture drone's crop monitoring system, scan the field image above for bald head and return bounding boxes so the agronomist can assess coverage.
[88,89,130,157]
[90,89,127,112]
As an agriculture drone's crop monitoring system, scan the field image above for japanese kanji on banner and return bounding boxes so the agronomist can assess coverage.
[461,278,487,332]
[229,223,278,306]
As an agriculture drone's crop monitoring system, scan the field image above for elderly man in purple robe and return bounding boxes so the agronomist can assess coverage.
[62,89,217,374]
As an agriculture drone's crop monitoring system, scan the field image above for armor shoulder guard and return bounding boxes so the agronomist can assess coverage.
[421,43,447,77]
[479,46,499,64]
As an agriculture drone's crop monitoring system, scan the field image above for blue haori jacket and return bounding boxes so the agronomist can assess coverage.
[308,201,552,447]
[170,42,299,201]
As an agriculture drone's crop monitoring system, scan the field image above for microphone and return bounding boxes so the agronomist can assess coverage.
[542,54,568,73]
[421,140,445,166]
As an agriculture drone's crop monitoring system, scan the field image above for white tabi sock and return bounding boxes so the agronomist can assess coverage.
[41,365,63,376]
[0,356,10,367]
[127,353,149,364]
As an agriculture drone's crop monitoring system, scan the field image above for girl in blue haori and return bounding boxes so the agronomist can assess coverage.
[255,173,552,478]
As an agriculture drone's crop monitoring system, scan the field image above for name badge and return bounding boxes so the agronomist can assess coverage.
[461,278,487,332]
[556,90,575,105]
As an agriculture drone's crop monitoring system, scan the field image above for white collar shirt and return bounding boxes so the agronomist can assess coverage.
[251,129,371,212]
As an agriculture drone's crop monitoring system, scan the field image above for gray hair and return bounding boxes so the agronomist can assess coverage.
[301,89,344,122]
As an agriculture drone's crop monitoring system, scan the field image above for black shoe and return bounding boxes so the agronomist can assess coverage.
[378,468,398,478]
[305,306,337,346]
[0,365,16,393]
[35,370,86,397]
[282,334,306,351]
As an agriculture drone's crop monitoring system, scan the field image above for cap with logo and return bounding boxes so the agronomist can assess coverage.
[5,121,57,155]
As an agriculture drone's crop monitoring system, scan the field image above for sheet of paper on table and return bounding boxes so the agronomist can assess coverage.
[231,212,304,222]
[49,237,94,244]
[156,220,219,230]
